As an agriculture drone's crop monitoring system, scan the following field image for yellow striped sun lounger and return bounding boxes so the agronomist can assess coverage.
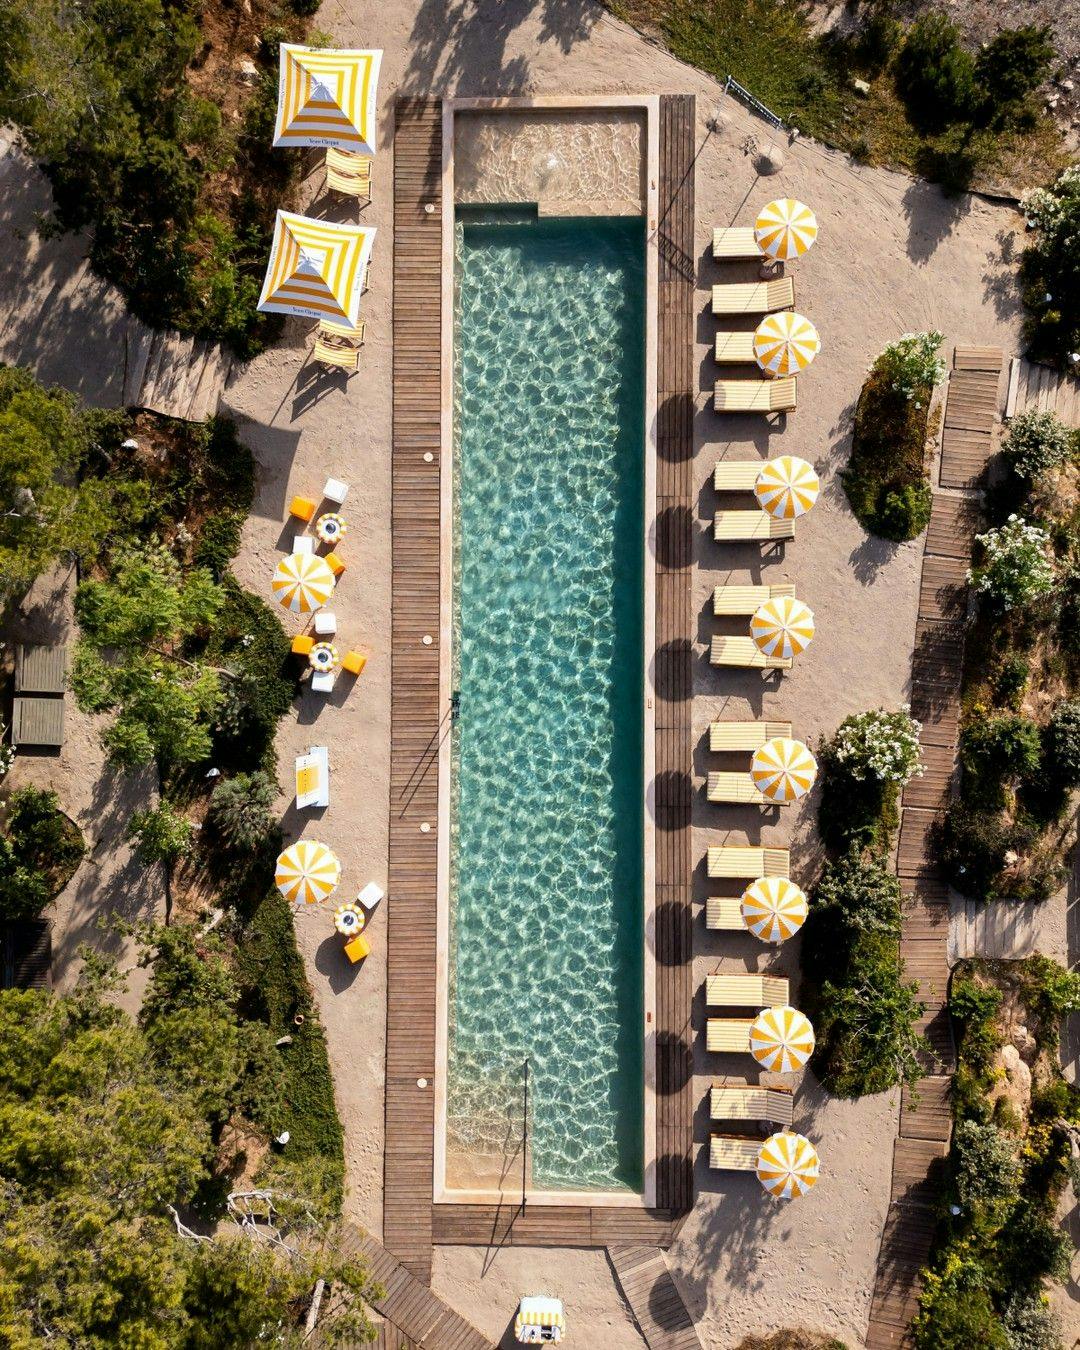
[709,720,793,752]
[707,846,789,880]
[713,511,795,543]
[712,277,794,316]
[710,636,792,670]
[710,1085,794,1125]
[715,332,756,364]
[712,584,794,616]
[707,773,770,805]
[707,1019,754,1054]
[712,226,761,260]
[706,973,790,1007]
[706,897,744,930]
[714,461,779,492]
[714,377,798,415]
[710,1134,762,1171]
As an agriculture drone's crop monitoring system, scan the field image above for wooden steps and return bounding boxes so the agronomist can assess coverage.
[608,1245,703,1350]
[122,322,233,422]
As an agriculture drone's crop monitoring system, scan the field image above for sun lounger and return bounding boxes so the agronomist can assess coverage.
[712,584,794,616]
[707,1019,753,1053]
[712,277,794,316]
[713,511,795,543]
[709,720,793,752]
[711,1085,793,1125]
[710,637,792,670]
[707,773,770,805]
[714,332,756,364]
[713,461,770,492]
[712,226,761,261]
[326,147,372,202]
[709,1134,762,1171]
[706,974,789,1008]
[706,897,744,930]
[295,746,330,809]
[714,377,798,414]
[313,336,360,371]
[707,846,789,880]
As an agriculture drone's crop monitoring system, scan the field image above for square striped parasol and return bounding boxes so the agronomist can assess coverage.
[274,45,382,154]
[258,211,375,328]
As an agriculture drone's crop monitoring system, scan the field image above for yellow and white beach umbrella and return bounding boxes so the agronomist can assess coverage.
[750,596,816,661]
[272,552,336,614]
[276,840,341,904]
[750,738,818,803]
[755,198,818,261]
[753,312,820,377]
[740,876,808,943]
[274,45,382,153]
[750,1005,816,1074]
[258,211,375,328]
[754,456,820,519]
[757,1131,821,1200]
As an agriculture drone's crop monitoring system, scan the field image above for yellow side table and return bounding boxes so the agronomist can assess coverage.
[343,934,371,963]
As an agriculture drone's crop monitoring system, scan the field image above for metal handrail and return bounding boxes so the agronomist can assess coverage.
[723,74,785,130]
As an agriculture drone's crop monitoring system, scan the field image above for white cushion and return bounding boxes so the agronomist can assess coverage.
[357,881,384,910]
[314,611,337,635]
[310,671,335,693]
[323,477,349,504]
[292,535,313,555]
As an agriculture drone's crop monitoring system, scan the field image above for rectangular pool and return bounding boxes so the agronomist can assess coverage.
[446,208,647,1193]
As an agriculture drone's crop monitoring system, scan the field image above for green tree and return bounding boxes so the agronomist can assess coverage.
[895,14,976,131]
[129,802,195,868]
[72,544,225,767]
[974,26,1054,127]
[207,771,280,854]
[0,367,121,597]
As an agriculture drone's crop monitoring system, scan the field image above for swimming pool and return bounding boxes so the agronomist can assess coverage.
[446,208,647,1193]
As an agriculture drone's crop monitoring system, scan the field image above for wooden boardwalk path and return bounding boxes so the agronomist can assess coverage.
[865,347,1003,1348]
[608,1246,703,1350]
[1005,354,1080,426]
[385,96,444,1283]
[313,1224,492,1349]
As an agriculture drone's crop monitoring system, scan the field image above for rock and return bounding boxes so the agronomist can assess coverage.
[237,59,259,84]
[853,78,871,96]
[1002,1044,1020,1071]
[1062,79,1075,92]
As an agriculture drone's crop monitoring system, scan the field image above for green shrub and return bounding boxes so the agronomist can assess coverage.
[875,331,948,398]
[935,804,1059,902]
[952,1119,1019,1209]
[895,15,977,132]
[207,772,280,855]
[960,714,1042,803]
[1020,166,1080,370]
[974,27,1054,128]
[0,787,85,920]
[1001,408,1075,482]
[949,976,1003,1075]
[969,516,1055,612]
[830,706,924,784]
[1043,700,1080,787]
[127,803,194,868]
[879,482,933,539]
[193,509,244,580]
[1018,953,1080,1026]
[996,1199,1071,1285]
[818,709,921,852]
[991,654,1030,711]
[1001,1292,1060,1350]
[914,1248,1008,1349]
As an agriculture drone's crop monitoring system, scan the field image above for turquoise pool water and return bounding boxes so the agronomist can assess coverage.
[448,209,646,1192]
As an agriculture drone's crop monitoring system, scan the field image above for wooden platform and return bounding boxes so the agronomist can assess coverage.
[608,1246,703,1350]
[385,96,444,1283]
[1005,354,1080,426]
[866,349,1004,1347]
[653,92,697,1216]
[0,920,52,989]
[432,1204,681,1248]
[311,1224,492,1349]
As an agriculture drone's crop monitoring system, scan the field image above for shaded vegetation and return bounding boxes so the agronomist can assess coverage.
[0,787,84,921]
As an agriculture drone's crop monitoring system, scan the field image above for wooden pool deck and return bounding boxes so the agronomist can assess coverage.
[385,95,697,1277]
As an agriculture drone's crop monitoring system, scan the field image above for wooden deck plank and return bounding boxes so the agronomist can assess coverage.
[608,1246,703,1349]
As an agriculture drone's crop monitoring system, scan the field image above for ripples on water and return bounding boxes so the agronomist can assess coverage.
[448,210,646,1191]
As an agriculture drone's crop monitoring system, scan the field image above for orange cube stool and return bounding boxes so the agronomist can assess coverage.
[291,634,315,656]
[325,551,347,577]
[342,651,367,677]
[289,496,317,522]
[344,934,371,963]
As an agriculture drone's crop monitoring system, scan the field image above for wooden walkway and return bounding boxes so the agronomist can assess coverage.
[385,96,444,1283]
[653,92,697,1216]
[1005,355,1080,426]
[865,347,1003,1348]
[608,1246,703,1350]
[432,1204,680,1248]
[312,1224,492,1349]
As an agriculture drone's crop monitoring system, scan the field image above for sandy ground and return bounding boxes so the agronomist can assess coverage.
[3,0,1076,1343]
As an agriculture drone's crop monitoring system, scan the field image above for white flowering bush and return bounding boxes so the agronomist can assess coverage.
[968,515,1055,610]
[874,331,947,401]
[1020,165,1080,369]
[1020,164,1080,233]
[1001,408,1074,480]
[0,736,14,779]
[831,707,924,784]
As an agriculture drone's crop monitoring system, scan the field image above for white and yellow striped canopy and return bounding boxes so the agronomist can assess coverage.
[272,552,336,613]
[753,312,820,376]
[750,1005,816,1073]
[274,46,382,153]
[515,1298,565,1337]
[276,840,341,904]
[750,596,816,660]
[751,738,818,802]
[258,211,374,327]
[755,199,818,261]
[755,456,820,519]
[757,1131,820,1200]
[741,876,808,943]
